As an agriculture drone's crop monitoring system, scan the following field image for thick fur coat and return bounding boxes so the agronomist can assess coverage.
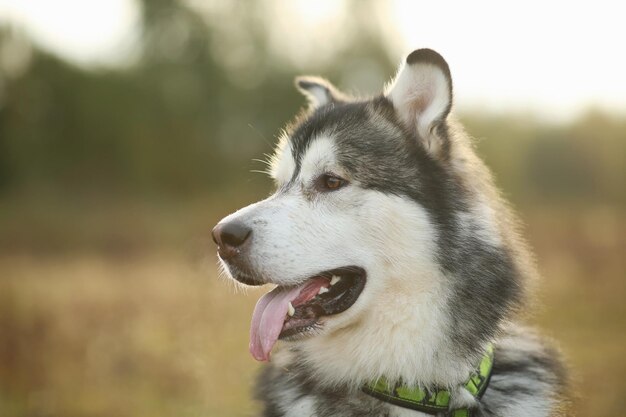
[213,49,569,416]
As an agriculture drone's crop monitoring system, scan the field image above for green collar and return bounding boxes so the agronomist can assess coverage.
[362,344,494,417]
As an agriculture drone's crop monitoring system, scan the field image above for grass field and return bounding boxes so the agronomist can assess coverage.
[1,202,624,416]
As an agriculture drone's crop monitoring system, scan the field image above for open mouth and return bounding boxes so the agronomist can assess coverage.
[249,266,366,361]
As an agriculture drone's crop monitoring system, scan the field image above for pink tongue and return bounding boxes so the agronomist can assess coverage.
[249,278,329,361]
[249,286,301,361]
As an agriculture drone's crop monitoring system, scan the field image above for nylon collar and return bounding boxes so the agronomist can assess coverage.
[362,344,494,417]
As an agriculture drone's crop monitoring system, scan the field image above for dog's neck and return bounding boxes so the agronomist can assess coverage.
[274,277,492,391]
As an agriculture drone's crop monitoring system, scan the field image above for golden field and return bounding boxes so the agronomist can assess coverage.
[1,202,624,417]
[2,2,625,415]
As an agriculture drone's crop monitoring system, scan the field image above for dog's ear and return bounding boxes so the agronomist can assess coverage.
[295,76,346,108]
[385,49,453,158]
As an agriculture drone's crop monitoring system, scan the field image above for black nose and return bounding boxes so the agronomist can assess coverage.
[212,221,251,259]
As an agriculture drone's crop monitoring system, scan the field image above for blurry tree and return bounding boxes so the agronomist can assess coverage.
[463,112,626,205]
[0,0,624,206]
[0,0,397,200]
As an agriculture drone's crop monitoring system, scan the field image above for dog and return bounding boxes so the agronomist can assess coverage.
[212,49,569,416]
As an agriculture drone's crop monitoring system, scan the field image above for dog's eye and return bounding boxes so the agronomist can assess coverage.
[317,174,348,191]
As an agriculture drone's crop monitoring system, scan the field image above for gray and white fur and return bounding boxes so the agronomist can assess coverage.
[214,49,570,416]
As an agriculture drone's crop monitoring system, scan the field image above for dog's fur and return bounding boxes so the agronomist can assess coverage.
[215,49,569,416]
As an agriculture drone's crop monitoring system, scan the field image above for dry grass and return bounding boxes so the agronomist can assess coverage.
[1,206,624,416]
[526,206,626,416]
[0,253,264,417]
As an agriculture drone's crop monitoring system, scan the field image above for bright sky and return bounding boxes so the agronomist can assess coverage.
[0,0,139,66]
[1,0,625,119]
[385,0,626,119]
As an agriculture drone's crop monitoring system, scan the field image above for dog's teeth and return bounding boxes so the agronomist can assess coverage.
[330,276,341,286]
[287,302,295,317]
[318,287,330,295]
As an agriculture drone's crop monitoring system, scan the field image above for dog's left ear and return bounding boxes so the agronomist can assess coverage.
[295,76,346,108]
[385,49,453,158]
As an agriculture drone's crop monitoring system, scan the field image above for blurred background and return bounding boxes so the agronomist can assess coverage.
[0,0,624,416]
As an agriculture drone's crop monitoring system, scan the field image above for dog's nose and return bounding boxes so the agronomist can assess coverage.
[212,221,252,259]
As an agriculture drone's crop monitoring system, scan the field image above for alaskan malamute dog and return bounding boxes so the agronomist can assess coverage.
[212,49,569,416]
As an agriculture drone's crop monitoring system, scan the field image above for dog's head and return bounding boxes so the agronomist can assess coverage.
[213,49,527,385]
